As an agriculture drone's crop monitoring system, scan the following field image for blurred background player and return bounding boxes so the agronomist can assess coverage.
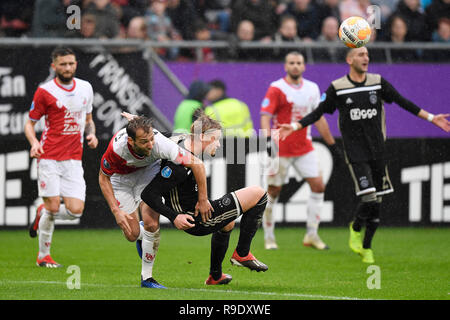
[278,47,450,263]
[260,51,341,251]
[25,47,98,268]
[141,111,268,285]
[99,115,212,288]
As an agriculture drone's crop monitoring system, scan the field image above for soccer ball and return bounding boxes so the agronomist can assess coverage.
[339,16,371,48]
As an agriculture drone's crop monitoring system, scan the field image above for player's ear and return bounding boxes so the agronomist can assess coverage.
[127,136,134,146]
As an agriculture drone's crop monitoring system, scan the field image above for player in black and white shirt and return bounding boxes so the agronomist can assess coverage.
[141,112,269,285]
[278,47,450,264]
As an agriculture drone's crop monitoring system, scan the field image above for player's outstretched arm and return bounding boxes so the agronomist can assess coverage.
[418,110,450,132]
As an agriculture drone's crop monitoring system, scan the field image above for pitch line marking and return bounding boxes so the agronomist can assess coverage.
[0,279,375,300]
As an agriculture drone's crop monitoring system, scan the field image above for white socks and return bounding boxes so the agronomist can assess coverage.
[141,228,160,280]
[306,192,324,235]
[37,204,82,259]
[262,193,277,240]
[38,208,55,259]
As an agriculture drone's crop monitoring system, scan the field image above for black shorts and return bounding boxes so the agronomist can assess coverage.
[184,192,242,236]
[347,159,394,197]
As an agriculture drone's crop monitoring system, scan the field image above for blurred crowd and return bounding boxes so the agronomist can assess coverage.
[0,0,448,62]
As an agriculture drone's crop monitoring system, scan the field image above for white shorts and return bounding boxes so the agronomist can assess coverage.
[110,160,161,214]
[37,159,86,201]
[267,150,320,187]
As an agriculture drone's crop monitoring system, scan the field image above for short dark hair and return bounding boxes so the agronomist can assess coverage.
[51,47,76,61]
[126,116,153,140]
[208,79,226,92]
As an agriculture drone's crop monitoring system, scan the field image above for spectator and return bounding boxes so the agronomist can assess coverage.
[173,80,211,134]
[393,0,430,41]
[231,0,277,41]
[66,13,98,38]
[432,17,450,42]
[371,0,400,25]
[145,0,181,59]
[271,15,303,60]
[229,19,268,61]
[284,0,321,41]
[84,0,121,38]
[0,0,34,37]
[111,0,148,27]
[314,16,346,62]
[385,14,419,62]
[205,79,254,138]
[126,15,148,39]
[193,0,232,32]
[317,0,342,25]
[425,0,450,34]
[31,0,70,38]
[166,0,198,40]
[339,0,371,21]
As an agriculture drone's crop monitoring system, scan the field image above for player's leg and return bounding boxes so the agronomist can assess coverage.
[206,221,234,285]
[347,161,378,263]
[31,159,62,267]
[294,151,328,250]
[263,157,289,249]
[230,186,268,271]
[140,202,165,288]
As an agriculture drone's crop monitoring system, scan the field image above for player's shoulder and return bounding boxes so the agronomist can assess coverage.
[365,73,382,86]
[302,78,320,90]
[74,77,94,91]
[331,75,353,90]
[269,78,286,89]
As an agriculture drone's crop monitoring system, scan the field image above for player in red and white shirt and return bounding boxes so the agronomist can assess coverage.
[260,51,340,251]
[24,47,98,268]
[99,114,212,288]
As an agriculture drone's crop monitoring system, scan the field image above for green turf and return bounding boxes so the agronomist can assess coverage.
[0,227,449,300]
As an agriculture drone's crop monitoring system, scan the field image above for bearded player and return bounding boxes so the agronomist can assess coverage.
[25,47,98,268]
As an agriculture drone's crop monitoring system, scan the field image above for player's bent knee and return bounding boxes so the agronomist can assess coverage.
[222,221,235,233]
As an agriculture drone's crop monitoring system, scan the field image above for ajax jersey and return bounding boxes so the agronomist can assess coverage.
[29,78,94,161]
[260,77,320,157]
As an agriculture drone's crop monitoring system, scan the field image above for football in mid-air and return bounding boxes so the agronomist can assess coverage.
[339,16,371,48]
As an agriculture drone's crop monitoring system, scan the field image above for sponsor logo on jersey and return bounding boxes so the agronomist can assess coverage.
[350,108,378,121]
[161,166,172,178]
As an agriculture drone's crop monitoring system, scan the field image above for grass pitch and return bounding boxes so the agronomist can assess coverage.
[0,227,449,300]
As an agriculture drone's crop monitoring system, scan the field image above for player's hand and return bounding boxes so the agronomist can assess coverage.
[433,114,450,132]
[114,210,134,238]
[173,214,195,230]
[86,134,98,149]
[278,123,301,140]
[30,141,44,158]
[121,111,138,122]
[195,199,214,223]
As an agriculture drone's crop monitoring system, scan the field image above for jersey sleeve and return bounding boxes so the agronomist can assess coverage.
[299,85,337,128]
[100,144,124,176]
[86,83,94,114]
[381,77,421,115]
[141,161,189,223]
[152,131,193,166]
[260,86,280,116]
[28,87,49,121]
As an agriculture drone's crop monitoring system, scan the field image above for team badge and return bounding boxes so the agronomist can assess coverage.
[103,159,110,169]
[161,166,172,178]
[369,94,377,105]
[222,197,231,206]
